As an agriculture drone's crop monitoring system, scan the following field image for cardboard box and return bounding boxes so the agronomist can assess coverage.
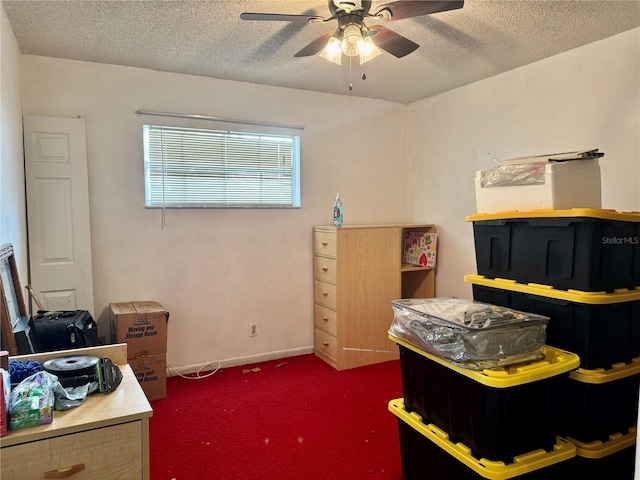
[110,301,168,358]
[129,354,167,402]
[403,232,437,267]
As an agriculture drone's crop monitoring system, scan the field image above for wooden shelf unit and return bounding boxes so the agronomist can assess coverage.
[313,224,436,370]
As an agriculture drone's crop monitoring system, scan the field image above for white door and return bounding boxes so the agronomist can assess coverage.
[23,115,95,316]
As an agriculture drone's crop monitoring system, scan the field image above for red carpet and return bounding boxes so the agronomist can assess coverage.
[149,354,404,480]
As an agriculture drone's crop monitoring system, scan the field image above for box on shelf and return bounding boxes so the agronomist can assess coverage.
[569,427,637,480]
[403,231,437,268]
[129,353,166,402]
[0,371,6,437]
[562,360,640,444]
[389,398,576,480]
[467,209,640,292]
[389,297,549,370]
[474,150,602,214]
[390,334,580,464]
[466,274,640,370]
[0,350,8,371]
[110,301,168,358]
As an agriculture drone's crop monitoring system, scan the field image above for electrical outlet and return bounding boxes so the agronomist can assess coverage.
[249,322,258,337]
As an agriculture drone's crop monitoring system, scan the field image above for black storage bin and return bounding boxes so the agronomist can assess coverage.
[389,398,576,480]
[467,274,640,370]
[571,428,637,480]
[562,362,640,444]
[466,209,640,292]
[391,335,579,464]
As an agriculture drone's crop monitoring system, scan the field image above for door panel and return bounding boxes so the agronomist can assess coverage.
[23,115,94,315]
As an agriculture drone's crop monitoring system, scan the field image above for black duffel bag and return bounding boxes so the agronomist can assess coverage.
[32,310,99,352]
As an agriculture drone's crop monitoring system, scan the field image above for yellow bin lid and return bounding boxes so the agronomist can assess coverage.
[464,274,640,304]
[570,357,640,383]
[390,335,580,388]
[389,398,576,480]
[568,427,637,459]
[466,208,640,222]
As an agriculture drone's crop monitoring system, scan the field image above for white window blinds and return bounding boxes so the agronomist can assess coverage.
[143,125,301,208]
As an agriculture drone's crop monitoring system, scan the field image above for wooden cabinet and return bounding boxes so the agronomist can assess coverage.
[313,224,436,370]
[0,344,153,480]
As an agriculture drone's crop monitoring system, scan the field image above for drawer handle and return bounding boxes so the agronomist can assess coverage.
[322,267,329,272]
[322,316,329,321]
[322,242,328,246]
[44,464,85,479]
[322,292,329,297]
[323,341,329,346]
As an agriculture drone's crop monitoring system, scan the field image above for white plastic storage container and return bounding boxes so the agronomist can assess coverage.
[475,158,601,213]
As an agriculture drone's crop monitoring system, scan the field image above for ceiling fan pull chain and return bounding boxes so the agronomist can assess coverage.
[348,56,353,90]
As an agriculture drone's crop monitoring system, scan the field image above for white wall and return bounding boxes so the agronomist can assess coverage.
[0,9,27,280]
[20,56,409,370]
[407,28,640,299]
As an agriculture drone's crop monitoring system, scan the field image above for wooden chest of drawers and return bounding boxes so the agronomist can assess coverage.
[3,422,142,479]
[0,344,153,480]
[312,224,436,370]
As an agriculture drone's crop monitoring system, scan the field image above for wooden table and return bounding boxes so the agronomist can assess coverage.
[1,343,153,480]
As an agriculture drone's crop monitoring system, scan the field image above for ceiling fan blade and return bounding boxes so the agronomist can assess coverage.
[294,31,336,57]
[240,12,325,22]
[374,1,464,21]
[369,25,419,58]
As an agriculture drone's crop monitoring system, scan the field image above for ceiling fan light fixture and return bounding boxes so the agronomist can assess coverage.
[359,36,382,64]
[341,24,363,57]
[319,36,343,65]
[242,0,466,67]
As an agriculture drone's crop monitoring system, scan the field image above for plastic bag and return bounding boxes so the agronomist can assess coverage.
[389,297,549,370]
[53,381,99,410]
[480,154,547,188]
[9,371,57,430]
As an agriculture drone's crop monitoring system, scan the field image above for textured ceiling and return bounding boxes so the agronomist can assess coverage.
[3,0,640,104]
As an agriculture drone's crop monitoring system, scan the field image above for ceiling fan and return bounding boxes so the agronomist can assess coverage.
[240,0,464,65]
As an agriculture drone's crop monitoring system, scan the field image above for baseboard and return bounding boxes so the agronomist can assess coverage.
[166,345,315,377]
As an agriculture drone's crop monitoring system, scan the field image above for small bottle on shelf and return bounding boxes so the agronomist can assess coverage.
[333,194,343,227]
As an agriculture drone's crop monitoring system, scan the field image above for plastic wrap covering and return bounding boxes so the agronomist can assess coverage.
[480,149,604,188]
[480,156,547,187]
[389,297,549,369]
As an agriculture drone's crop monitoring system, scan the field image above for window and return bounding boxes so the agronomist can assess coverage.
[143,125,300,208]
